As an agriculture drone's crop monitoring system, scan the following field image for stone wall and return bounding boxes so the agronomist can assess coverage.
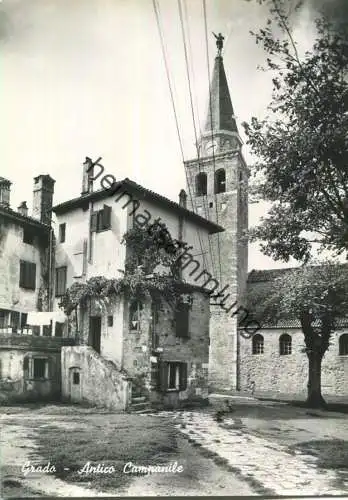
[239,328,348,398]
[185,151,249,391]
[0,346,62,403]
[61,345,131,411]
[122,291,210,406]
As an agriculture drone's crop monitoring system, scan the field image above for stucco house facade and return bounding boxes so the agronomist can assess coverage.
[52,167,223,410]
[0,175,75,403]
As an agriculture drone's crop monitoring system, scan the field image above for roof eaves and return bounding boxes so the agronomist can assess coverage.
[0,207,50,231]
[53,178,224,234]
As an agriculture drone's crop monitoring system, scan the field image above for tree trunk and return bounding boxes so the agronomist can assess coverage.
[306,352,327,408]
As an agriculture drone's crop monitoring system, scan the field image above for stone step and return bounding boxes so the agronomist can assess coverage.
[131,396,147,404]
[129,401,151,412]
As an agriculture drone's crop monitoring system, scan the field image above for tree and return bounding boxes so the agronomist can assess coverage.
[248,261,348,407]
[243,0,348,262]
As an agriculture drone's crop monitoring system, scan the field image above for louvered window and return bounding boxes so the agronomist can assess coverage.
[19,261,36,290]
[90,205,112,233]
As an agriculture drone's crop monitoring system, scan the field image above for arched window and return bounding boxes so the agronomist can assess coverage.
[279,334,292,355]
[195,173,207,196]
[215,169,226,194]
[129,300,143,331]
[339,334,348,355]
[252,334,264,355]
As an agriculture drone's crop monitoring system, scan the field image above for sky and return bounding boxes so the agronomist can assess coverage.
[0,0,338,270]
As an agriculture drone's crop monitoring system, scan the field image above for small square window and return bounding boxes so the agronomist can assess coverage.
[107,315,113,327]
[23,229,34,245]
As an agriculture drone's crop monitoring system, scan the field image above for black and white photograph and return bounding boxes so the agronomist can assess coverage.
[1,0,348,497]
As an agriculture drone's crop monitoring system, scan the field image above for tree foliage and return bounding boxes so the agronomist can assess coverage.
[248,260,348,406]
[243,0,348,262]
[59,221,185,315]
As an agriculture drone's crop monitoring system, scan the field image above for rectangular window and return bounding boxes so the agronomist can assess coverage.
[19,261,36,290]
[175,303,190,338]
[107,315,113,327]
[10,311,20,332]
[0,310,9,328]
[160,362,188,392]
[42,322,52,337]
[168,363,180,389]
[55,322,63,337]
[21,312,28,328]
[91,205,112,233]
[23,228,34,245]
[55,266,67,297]
[59,223,66,243]
[33,358,47,379]
[73,372,80,385]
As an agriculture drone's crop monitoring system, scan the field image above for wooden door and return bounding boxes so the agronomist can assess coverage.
[89,316,101,353]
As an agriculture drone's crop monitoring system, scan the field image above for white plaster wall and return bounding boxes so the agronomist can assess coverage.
[53,195,128,311]
[0,222,44,312]
[134,198,213,286]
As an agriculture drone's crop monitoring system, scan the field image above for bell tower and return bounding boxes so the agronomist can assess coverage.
[184,37,248,390]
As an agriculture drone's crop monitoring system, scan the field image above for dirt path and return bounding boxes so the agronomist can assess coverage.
[1,409,255,497]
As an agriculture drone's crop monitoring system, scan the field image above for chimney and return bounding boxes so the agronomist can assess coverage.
[18,201,28,217]
[179,189,187,209]
[0,177,11,208]
[32,175,55,225]
[81,157,94,195]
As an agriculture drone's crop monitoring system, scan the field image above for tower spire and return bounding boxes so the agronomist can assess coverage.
[199,33,240,155]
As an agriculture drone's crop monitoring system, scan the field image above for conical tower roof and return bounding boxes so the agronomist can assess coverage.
[203,55,238,134]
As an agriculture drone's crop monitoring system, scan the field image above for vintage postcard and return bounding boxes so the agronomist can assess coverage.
[1,0,347,498]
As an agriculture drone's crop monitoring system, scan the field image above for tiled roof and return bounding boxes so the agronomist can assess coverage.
[0,205,49,231]
[0,177,11,184]
[52,177,224,234]
[248,267,296,283]
[256,317,348,329]
[247,265,348,330]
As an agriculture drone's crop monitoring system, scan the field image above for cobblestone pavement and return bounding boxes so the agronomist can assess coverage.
[147,410,347,496]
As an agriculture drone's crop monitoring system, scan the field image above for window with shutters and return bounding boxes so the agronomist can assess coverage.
[19,261,36,290]
[55,266,67,297]
[160,362,187,392]
[91,205,112,233]
[175,303,190,338]
[59,223,66,243]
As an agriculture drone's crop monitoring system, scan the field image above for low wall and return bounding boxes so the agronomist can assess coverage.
[0,349,61,403]
[61,346,132,411]
[0,335,75,351]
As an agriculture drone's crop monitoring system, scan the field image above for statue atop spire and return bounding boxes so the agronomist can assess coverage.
[213,32,224,56]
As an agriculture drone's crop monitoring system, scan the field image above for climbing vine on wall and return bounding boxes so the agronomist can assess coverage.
[59,221,186,315]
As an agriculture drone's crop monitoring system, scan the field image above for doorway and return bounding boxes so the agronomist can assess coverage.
[89,316,101,353]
